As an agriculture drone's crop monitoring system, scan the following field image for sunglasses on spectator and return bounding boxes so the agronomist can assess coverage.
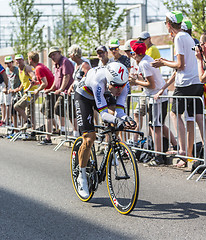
[111,83,126,88]
[109,47,119,51]
[97,51,105,55]
[130,51,135,55]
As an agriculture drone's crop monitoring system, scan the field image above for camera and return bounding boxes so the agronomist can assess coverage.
[192,43,202,52]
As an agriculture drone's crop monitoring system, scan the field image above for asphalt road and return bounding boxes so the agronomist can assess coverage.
[0,138,206,240]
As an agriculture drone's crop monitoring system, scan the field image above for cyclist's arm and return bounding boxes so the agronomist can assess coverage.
[115,82,129,119]
[92,80,116,123]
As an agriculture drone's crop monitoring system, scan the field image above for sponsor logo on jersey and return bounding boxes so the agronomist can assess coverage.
[96,86,102,105]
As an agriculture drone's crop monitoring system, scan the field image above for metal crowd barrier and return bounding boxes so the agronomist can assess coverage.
[128,93,206,181]
[2,89,206,181]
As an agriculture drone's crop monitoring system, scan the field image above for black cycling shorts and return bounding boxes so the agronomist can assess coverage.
[74,91,116,134]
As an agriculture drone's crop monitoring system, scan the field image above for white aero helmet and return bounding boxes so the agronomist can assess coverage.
[106,62,129,86]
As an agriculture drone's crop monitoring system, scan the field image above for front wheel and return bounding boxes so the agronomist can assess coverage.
[70,136,96,202]
[106,141,139,214]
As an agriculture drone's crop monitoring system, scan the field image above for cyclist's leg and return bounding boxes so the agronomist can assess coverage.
[74,92,96,198]
[78,132,96,168]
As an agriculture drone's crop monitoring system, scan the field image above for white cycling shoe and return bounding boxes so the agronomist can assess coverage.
[77,175,90,198]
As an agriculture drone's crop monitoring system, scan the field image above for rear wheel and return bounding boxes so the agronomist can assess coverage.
[70,137,96,202]
[106,141,139,214]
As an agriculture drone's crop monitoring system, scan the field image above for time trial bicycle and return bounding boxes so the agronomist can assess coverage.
[70,124,144,214]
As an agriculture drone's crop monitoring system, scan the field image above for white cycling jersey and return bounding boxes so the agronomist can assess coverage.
[76,67,130,123]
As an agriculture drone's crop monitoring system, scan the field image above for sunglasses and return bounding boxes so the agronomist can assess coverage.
[109,47,119,51]
[97,51,105,55]
[130,51,135,55]
[111,83,126,89]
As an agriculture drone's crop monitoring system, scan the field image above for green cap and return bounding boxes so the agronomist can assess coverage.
[109,38,120,48]
[15,54,24,60]
[4,56,13,63]
[181,20,192,31]
[166,11,183,23]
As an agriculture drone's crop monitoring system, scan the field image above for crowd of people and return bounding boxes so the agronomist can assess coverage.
[0,11,206,174]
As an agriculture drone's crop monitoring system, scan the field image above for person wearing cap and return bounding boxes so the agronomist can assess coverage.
[5,55,22,134]
[96,45,114,67]
[2,56,20,128]
[0,63,9,126]
[138,31,160,60]
[152,11,204,166]
[12,54,38,132]
[130,40,177,166]
[109,38,131,70]
[181,19,199,45]
[45,46,75,135]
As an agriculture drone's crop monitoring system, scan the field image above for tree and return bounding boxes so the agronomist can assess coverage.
[162,0,206,36]
[75,0,125,55]
[53,12,79,55]
[10,0,45,59]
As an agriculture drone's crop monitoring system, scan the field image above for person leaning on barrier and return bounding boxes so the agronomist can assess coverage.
[74,62,136,198]
[45,46,77,136]
[12,54,38,133]
[129,40,177,166]
[0,59,11,126]
[28,51,55,145]
[152,11,204,167]
[5,56,21,134]
[0,63,9,126]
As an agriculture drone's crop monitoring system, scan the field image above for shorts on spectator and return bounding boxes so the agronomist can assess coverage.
[172,84,203,116]
[54,94,76,119]
[0,83,12,106]
[14,93,38,118]
[134,93,147,116]
[149,101,168,127]
[41,94,55,119]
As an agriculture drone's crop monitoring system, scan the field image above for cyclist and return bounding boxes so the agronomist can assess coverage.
[75,62,136,198]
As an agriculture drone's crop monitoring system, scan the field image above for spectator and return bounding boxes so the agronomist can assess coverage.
[152,11,204,167]
[0,58,12,126]
[96,45,114,66]
[12,54,38,133]
[109,38,131,70]
[28,51,55,145]
[195,33,206,83]
[135,32,161,135]
[0,64,9,126]
[45,46,76,136]
[109,38,131,132]
[119,39,138,74]
[5,56,21,134]
[138,31,161,60]
[67,45,91,137]
[129,41,176,166]
[68,44,91,93]
[181,19,199,44]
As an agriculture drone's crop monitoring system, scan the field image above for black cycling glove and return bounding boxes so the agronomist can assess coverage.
[124,116,137,128]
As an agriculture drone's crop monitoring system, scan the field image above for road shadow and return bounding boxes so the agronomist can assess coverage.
[89,197,206,220]
[131,199,206,220]
[0,188,138,240]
